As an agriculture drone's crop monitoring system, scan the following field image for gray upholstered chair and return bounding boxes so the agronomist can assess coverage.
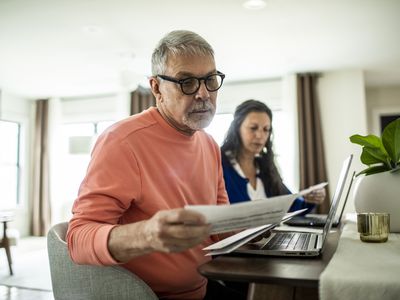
[47,222,158,300]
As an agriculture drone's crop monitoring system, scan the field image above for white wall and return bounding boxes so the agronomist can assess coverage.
[366,86,400,135]
[0,91,32,236]
[318,70,368,214]
[217,79,282,113]
[61,92,129,123]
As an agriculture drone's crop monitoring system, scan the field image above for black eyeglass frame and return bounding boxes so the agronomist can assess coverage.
[156,71,225,95]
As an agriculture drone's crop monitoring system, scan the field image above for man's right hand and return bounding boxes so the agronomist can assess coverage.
[108,208,211,262]
[144,208,211,253]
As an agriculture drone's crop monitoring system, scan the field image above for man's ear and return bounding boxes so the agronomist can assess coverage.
[149,77,163,102]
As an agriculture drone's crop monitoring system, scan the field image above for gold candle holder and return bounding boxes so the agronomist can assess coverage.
[357,213,390,243]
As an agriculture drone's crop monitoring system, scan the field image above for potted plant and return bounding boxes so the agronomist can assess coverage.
[350,118,400,232]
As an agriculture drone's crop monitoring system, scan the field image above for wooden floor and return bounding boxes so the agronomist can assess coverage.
[0,285,53,300]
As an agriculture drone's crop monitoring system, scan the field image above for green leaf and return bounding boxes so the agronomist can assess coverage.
[356,165,388,176]
[350,134,382,149]
[360,147,389,165]
[350,134,391,169]
[382,118,400,165]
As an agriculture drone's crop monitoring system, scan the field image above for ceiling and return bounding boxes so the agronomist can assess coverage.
[1,0,400,99]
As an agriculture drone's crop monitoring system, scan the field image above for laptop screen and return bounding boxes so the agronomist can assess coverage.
[335,170,356,224]
[320,155,353,248]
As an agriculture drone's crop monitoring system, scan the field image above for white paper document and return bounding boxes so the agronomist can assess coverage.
[185,182,327,234]
[186,194,298,234]
[298,182,328,196]
[274,224,323,234]
[203,224,274,256]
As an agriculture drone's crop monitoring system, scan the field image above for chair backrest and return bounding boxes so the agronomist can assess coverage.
[47,222,158,300]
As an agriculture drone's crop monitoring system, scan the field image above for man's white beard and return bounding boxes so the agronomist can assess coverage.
[183,111,215,130]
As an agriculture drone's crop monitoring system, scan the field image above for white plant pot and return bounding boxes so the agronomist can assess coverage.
[353,170,400,232]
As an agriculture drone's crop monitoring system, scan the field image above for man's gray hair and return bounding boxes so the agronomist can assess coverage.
[151,30,214,76]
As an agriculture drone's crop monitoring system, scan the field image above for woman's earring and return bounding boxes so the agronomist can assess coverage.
[262,147,267,154]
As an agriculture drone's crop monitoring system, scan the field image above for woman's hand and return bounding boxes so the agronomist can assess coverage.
[304,188,326,204]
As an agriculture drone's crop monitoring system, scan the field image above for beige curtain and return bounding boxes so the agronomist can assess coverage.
[130,86,156,115]
[297,74,330,214]
[31,99,51,236]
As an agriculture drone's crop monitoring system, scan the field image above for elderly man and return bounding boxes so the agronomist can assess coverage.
[67,30,244,299]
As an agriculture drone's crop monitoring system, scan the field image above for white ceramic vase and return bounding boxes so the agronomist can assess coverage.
[353,170,400,232]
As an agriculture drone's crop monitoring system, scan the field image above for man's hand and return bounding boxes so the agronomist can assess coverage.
[304,188,326,204]
[144,209,211,253]
[108,208,210,262]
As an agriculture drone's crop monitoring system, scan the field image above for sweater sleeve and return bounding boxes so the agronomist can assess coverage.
[66,132,141,265]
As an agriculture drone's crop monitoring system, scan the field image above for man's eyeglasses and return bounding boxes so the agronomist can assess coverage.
[156,71,225,95]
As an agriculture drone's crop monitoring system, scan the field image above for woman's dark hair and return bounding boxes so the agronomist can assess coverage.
[221,99,286,196]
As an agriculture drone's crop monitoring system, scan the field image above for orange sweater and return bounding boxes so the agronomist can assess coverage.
[67,107,228,299]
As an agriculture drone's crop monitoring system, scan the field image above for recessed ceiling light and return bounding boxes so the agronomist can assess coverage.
[243,0,266,10]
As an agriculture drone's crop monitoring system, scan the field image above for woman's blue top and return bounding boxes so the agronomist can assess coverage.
[222,158,314,213]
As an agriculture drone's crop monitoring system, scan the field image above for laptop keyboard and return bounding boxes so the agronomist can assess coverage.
[262,232,312,251]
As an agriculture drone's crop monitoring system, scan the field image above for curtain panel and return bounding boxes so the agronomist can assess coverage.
[297,74,330,214]
[31,99,51,236]
[130,86,156,115]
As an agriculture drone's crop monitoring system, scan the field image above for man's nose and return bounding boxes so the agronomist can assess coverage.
[195,80,210,99]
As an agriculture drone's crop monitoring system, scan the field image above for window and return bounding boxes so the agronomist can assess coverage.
[52,120,114,223]
[61,120,114,191]
[0,120,21,209]
[272,110,296,190]
[204,113,233,145]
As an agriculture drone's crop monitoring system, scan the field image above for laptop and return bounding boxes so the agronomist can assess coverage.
[234,154,353,257]
[283,170,355,228]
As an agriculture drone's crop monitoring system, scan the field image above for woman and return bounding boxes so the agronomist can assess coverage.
[221,99,324,212]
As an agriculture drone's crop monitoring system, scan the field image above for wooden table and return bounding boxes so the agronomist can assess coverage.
[0,212,14,275]
[199,230,340,300]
